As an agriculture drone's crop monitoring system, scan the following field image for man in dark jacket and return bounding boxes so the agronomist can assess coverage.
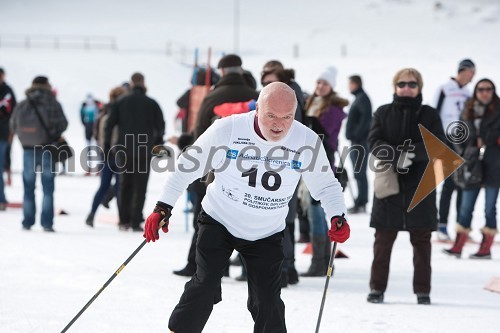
[194,54,259,139]
[346,75,372,213]
[10,76,68,231]
[173,54,258,277]
[104,72,165,231]
[0,67,16,210]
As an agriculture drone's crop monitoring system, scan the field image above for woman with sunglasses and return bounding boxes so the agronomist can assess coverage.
[367,68,446,305]
[443,79,500,259]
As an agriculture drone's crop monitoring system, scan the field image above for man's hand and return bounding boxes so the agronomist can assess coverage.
[144,202,172,242]
[328,214,350,243]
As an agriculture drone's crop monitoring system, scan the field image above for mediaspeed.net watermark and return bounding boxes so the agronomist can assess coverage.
[32,121,467,211]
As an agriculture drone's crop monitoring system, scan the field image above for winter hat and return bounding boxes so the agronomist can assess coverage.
[318,66,338,89]
[217,54,242,69]
[458,59,475,72]
[32,76,49,85]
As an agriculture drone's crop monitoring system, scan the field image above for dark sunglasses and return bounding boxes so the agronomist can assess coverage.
[396,81,418,89]
[261,81,274,87]
[477,87,494,93]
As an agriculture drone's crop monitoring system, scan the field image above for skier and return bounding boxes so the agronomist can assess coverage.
[143,82,350,332]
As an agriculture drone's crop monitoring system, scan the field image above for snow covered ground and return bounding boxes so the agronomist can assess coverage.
[1,0,500,332]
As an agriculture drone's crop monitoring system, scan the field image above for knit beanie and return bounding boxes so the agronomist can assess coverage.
[318,66,338,89]
[458,59,475,72]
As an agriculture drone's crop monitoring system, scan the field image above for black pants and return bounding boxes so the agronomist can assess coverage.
[439,176,462,225]
[282,186,298,273]
[349,142,369,207]
[369,228,432,294]
[169,211,286,333]
[118,158,150,228]
[185,189,204,270]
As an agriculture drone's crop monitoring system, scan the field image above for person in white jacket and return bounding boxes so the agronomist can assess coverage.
[143,82,350,333]
[434,59,475,241]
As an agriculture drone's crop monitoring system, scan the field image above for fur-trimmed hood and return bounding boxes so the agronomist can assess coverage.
[25,84,54,103]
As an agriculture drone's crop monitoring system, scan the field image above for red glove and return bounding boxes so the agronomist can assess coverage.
[143,202,172,242]
[328,214,350,243]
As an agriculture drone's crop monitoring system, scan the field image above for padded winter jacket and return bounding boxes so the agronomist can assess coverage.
[193,73,258,139]
[10,85,67,148]
[368,94,445,231]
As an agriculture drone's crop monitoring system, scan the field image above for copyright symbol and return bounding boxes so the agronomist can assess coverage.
[446,121,469,144]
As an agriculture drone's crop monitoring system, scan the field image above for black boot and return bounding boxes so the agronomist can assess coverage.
[288,267,299,285]
[85,213,95,227]
[367,290,384,303]
[101,187,115,209]
[417,293,431,305]
[301,235,328,277]
[173,265,196,277]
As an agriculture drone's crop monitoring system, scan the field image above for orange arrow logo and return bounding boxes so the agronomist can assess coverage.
[407,124,465,212]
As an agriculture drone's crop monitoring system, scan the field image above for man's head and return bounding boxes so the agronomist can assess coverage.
[456,59,475,86]
[262,60,284,73]
[0,68,4,83]
[217,54,243,77]
[256,82,297,142]
[32,75,51,89]
[348,75,362,93]
[131,72,145,88]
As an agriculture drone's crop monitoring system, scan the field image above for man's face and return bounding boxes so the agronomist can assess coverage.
[256,97,295,142]
[348,80,358,93]
[462,68,476,84]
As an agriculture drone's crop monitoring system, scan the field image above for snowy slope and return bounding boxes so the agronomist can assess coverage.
[1,0,500,332]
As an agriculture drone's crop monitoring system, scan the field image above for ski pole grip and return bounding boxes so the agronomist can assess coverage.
[335,213,345,230]
[158,211,172,229]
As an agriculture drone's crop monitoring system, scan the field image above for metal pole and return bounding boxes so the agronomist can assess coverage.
[60,219,168,332]
[315,242,338,333]
[233,0,239,54]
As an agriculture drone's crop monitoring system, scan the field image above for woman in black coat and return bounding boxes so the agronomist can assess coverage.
[444,79,500,259]
[367,68,446,305]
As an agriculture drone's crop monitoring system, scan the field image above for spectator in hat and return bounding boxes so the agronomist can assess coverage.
[300,66,348,277]
[434,59,476,241]
[10,76,68,230]
[193,54,259,139]
[0,67,17,210]
[172,54,259,278]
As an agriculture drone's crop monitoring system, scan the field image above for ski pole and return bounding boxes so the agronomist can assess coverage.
[315,215,344,333]
[61,219,168,333]
[315,241,338,333]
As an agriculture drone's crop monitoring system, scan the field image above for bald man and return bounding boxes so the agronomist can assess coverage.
[144,82,350,333]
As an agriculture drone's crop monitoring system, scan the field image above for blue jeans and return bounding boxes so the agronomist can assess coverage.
[458,186,499,230]
[308,196,328,236]
[90,158,120,214]
[22,148,55,228]
[0,140,7,203]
